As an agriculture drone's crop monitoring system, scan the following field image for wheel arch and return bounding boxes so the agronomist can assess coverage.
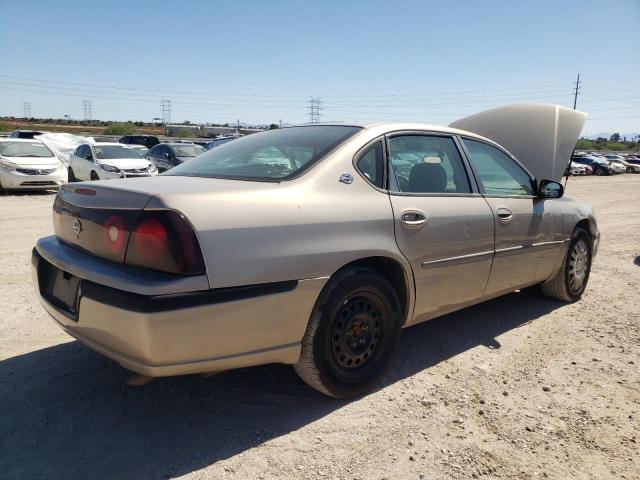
[329,255,414,326]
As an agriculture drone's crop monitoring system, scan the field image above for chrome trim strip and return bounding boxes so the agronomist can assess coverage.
[421,250,494,268]
[495,239,569,257]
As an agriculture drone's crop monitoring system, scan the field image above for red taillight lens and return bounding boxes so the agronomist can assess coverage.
[125,211,205,275]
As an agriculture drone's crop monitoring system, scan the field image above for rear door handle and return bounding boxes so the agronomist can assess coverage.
[401,210,427,227]
[496,207,513,223]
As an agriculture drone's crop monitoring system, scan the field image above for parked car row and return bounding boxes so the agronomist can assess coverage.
[570,152,640,176]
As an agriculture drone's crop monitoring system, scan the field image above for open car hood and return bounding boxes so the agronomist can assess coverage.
[450,104,587,182]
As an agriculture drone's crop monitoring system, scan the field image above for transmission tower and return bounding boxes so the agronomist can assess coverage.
[83,100,92,121]
[308,97,322,123]
[161,99,172,124]
[23,102,31,118]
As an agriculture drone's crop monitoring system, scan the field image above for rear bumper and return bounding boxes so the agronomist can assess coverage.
[32,241,326,376]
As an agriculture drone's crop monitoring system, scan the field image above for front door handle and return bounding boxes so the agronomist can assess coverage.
[496,207,513,223]
[401,210,427,227]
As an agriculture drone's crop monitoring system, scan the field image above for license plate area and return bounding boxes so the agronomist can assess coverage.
[38,260,81,321]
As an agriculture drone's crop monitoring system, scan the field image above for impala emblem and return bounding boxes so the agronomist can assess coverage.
[339,173,354,184]
[73,219,83,238]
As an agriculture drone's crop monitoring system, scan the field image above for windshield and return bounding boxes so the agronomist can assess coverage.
[94,145,143,159]
[167,126,362,180]
[0,141,54,158]
[173,145,206,157]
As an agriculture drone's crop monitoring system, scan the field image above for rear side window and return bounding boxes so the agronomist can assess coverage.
[355,141,384,188]
[461,138,534,196]
[388,135,471,194]
[167,126,362,181]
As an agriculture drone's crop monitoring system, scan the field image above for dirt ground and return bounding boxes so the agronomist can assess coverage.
[1,175,638,480]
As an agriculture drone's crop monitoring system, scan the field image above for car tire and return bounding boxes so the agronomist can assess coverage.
[541,227,592,302]
[594,168,604,176]
[90,171,99,181]
[294,267,403,398]
[626,167,633,173]
[68,167,77,182]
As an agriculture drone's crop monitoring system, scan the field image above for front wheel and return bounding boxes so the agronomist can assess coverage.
[68,167,77,182]
[541,227,592,302]
[90,171,99,181]
[595,168,604,176]
[294,267,403,398]
[626,167,634,173]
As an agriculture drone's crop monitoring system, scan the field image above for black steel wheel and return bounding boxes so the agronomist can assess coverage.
[294,267,403,398]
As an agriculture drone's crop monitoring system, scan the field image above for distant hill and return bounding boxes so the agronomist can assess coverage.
[583,132,640,141]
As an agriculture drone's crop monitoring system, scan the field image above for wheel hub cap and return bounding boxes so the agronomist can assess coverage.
[331,296,382,369]
[568,239,589,293]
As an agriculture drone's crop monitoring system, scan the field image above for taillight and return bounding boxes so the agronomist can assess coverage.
[124,210,205,275]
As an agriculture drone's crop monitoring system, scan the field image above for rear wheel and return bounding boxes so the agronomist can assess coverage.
[541,227,592,302]
[626,167,633,173]
[595,168,604,176]
[90,171,99,181]
[294,267,402,398]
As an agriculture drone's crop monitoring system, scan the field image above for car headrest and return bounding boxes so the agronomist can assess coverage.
[408,162,447,193]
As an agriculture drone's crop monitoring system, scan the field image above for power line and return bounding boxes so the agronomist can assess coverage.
[83,100,92,121]
[23,101,31,117]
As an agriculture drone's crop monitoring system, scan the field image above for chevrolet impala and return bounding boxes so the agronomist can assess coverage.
[32,104,599,398]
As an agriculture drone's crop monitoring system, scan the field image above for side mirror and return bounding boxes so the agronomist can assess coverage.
[538,179,564,198]
[163,152,170,159]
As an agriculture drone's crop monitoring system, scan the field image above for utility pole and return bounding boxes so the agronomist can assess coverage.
[308,97,321,123]
[279,118,282,128]
[83,100,92,121]
[23,102,31,118]
[573,74,581,110]
[161,99,172,124]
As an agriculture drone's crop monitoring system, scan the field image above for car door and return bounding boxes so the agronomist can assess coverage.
[73,145,90,180]
[459,137,563,295]
[385,133,495,324]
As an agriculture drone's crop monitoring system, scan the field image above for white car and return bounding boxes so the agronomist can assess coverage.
[569,162,588,175]
[607,159,627,174]
[0,139,67,191]
[68,142,157,181]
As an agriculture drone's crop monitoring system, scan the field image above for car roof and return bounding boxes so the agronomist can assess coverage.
[163,143,205,147]
[92,142,129,147]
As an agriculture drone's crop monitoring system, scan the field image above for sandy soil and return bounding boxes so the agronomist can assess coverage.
[1,175,638,480]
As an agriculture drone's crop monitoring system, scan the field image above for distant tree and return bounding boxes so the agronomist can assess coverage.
[609,133,620,142]
[184,120,191,125]
[269,123,279,129]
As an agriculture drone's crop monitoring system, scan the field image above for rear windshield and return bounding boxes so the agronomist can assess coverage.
[167,125,362,181]
[94,145,143,159]
[0,141,54,158]
[173,145,206,157]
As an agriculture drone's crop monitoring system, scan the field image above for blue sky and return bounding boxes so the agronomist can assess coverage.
[0,0,638,134]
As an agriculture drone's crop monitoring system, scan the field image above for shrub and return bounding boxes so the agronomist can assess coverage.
[103,122,136,135]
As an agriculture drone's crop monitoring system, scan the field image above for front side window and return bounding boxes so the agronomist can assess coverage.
[0,142,54,158]
[388,135,471,194]
[461,138,534,196]
[167,125,362,181]
[356,141,384,188]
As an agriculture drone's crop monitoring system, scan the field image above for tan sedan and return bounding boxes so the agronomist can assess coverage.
[32,104,599,398]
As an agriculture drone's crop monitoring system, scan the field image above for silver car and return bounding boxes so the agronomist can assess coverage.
[32,104,599,398]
